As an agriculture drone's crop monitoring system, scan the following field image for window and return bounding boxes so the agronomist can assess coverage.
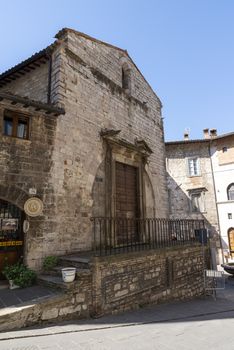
[227,184,234,201]
[122,67,131,91]
[228,213,232,220]
[189,189,206,213]
[3,110,29,139]
[187,157,200,176]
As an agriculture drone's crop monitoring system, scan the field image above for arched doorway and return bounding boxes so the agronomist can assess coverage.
[228,228,234,258]
[0,199,24,278]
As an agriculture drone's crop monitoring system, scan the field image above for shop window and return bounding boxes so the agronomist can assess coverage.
[3,110,29,139]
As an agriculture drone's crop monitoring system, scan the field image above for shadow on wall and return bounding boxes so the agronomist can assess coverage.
[167,173,221,261]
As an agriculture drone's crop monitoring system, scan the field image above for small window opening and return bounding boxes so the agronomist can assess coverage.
[227,184,234,201]
[228,213,232,220]
[122,67,130,90]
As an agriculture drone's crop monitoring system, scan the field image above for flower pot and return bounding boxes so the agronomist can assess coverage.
[61,267,76,283]
[9,279,20,290]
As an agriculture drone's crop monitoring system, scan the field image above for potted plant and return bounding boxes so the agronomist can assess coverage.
[2,263,37,289]
[43,256,59,272]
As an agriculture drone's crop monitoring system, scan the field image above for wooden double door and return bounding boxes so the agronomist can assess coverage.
[115,162,140,245]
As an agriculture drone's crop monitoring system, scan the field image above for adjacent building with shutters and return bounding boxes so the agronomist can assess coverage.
[166,128,234,263]
[0,28,169,271]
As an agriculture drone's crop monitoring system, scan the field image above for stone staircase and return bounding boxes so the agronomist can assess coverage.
[37,253,93,291]
[0,252,94,332]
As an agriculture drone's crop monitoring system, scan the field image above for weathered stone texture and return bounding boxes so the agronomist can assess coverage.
[0,245,208,332]
[166,142,219,235]
[91,245,206,315]
[0,100,57,269]
[0,30,169,268]
[0,63,49,103]
[48,32,169,254]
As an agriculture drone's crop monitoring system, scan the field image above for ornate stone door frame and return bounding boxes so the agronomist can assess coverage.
[101,130,152,220]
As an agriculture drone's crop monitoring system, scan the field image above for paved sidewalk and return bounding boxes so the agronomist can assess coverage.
[0,274,233,341]
[0,284,59,309]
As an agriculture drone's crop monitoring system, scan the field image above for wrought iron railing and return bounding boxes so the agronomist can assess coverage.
[91,217,206,256]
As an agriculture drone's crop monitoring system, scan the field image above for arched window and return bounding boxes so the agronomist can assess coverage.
[227,183,234,200]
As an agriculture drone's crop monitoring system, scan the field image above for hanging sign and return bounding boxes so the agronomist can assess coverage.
[24,198,43,217]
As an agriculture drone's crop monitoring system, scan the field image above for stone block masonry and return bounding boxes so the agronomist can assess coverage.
[0,245,208,331]
[0,29,170,269]
[91,245,207,316]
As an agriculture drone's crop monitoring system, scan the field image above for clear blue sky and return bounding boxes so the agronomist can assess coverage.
[1,0,234,141]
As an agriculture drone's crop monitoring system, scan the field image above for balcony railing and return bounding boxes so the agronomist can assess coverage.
[91,217,206,256]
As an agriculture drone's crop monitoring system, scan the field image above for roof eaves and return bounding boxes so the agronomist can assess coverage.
[0,92,65,116]
[165,131,234,145]
[165,139,209,146]
[0,41,58,87]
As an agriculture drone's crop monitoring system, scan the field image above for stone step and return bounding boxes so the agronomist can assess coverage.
[37,274,78,291]
[44,266,91,277]
[38,268,91,291]
[58,255,91,269]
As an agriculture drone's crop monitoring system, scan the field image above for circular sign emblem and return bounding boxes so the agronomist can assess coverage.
[24,198,43,217]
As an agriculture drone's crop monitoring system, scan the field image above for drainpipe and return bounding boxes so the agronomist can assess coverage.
[208,141,224,265]
[47,54,52,104]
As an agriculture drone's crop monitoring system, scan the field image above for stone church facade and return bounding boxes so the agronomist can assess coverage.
[0,28,169,270]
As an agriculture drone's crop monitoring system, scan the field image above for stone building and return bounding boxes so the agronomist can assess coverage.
[0,28,169,271]
[166,128,234,263]
[209,131,234,261]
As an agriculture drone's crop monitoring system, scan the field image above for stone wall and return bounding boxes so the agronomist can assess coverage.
[0,29,169,268]
[48,30,169,255]
[0,270,92,332]
[0,100,57,269]
[0,63,49,103]
[166,141,220,263]
[91,245,207,315]
[166,142,218,232]
[0,245,208,331]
